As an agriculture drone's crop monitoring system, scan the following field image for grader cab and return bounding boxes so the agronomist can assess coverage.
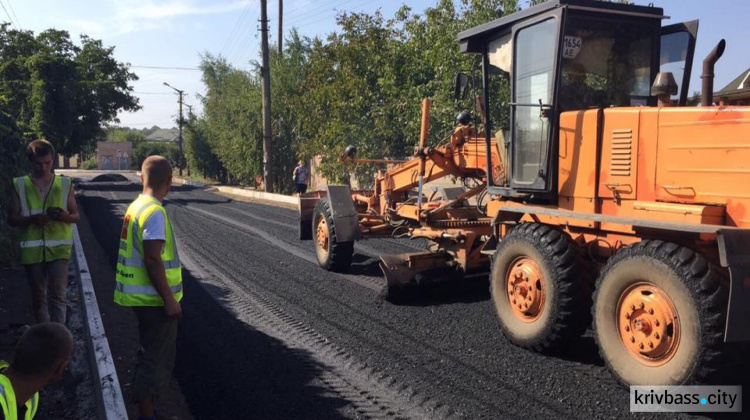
[300,0,750,387]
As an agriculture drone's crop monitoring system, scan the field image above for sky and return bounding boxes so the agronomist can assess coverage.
[4,0,750,129]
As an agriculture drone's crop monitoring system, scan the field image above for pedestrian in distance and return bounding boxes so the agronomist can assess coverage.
[0,323,74,420]
[293,160,310,195]
[115,155,183,420]
[7,139,79,325]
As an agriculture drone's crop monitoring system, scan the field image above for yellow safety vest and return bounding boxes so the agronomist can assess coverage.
[13,175,73,264]
[0,361,39,420]
[114,195,183,306]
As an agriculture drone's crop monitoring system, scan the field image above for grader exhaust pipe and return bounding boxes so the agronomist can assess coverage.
[701,39,726,107]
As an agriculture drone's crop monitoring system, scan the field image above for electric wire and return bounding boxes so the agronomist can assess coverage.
[5,0,19,27]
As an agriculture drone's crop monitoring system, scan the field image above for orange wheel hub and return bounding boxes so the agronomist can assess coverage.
[316,217,329,256]
[505,257,545,322]
[617,282,680,366]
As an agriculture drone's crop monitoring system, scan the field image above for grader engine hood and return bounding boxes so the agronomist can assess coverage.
[654,107,750,227]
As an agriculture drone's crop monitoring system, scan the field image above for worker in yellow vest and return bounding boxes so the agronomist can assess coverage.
[7,140,79,324]
[115,155,182,420]
[0,323,73,420]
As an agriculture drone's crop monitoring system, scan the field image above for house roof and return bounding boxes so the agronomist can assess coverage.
[716,67,750,100]
[145,128,180,142]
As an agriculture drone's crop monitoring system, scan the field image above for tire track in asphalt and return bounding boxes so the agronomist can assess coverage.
[178,242,437,420]
[167,202,570,419]
[170,200,384,292]
[182,200,427,261]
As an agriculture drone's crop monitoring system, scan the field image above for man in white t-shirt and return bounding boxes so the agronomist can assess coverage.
[114,156,182,419]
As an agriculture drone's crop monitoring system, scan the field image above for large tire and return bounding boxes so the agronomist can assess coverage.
[312,198,353,272]
[490,223,590,352]
[592,240,728,386]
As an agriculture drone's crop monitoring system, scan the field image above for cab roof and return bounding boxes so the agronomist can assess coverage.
[457,0,666,53]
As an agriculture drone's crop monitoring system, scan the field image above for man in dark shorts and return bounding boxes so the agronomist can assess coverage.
[293,160,310,195]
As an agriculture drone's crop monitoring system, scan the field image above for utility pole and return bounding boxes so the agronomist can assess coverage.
[163,82,185,176]
[260,0,272,191]
[185,104,193,176]
[277,0,283,54]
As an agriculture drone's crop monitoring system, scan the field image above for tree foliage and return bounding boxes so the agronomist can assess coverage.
[194,0,513,190]
[0,24,140,157]
[1,24,140,263]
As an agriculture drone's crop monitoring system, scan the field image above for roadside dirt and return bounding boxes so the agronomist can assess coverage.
[0,265,96,419]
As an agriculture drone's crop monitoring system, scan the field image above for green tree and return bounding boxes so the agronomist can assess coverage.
[194,0,516,189]
[0,24,140,157]
[184,114,227,183]
[133,142,179,169]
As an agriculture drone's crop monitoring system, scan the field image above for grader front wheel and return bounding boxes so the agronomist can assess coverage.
[593,241,729,386]
[312,198,353,272]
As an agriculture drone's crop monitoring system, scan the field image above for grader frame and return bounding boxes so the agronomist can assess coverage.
[299,0,750,387]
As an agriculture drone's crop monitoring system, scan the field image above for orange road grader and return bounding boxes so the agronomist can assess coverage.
[299,0,750,387]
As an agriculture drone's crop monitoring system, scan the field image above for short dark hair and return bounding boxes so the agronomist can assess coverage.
[11,323,73,377]
[27,139,56,163]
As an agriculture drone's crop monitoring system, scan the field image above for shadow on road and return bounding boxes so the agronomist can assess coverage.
[177,276,355,419]
[391,276,492,307]
[347,255,384,278]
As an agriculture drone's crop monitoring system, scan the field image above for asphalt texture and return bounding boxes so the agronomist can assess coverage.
[77,180,750,419]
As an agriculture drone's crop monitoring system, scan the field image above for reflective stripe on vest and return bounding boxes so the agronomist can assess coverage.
[115,282,183,295]
[20,239,74,248]
[13,175,73,264]
[117,254,181,269]
[115,195,183,306]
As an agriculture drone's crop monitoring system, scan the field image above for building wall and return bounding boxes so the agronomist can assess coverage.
[57,155,81,169]
[96,141,133,170]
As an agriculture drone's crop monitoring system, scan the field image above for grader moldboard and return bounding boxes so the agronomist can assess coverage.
[299,0,750,387]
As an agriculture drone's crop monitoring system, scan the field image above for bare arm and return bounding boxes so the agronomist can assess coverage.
[143,240,182,317]
[61,186,80,223]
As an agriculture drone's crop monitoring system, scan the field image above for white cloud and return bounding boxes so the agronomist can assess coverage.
[69,0,250,38]
[115,0,250,20]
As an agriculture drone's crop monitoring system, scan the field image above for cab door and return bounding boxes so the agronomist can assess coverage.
[660,21,698,106]
[509,12,563,192]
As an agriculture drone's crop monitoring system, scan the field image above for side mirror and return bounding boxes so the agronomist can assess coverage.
[454,72,472,101]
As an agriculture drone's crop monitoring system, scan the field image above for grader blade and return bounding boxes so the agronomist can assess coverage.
[379,251,455,302]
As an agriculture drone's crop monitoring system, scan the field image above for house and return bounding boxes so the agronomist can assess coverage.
[96,141,133,170]
[715,67,750,105]
[145,128,180,142]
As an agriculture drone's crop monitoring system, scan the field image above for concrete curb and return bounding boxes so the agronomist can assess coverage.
[172,176,299,206]
[214,185,299,205]
[173,178,206,188]
[72,225,127,419]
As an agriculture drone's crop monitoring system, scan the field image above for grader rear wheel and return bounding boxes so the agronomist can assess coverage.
[593,241,729,386]
[490,223,590,352]
[312,198,353,272]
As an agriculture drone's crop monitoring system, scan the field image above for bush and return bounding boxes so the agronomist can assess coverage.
[82,157,98,170]
[134,142,180,168]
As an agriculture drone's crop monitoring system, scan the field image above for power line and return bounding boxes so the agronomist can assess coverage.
[291,0,374,30]
[0,0,17,27]
[219,0,253,56]
[284,0,350,23]
[285,0,354,27]
[221,0,255,59]
[5,0,19,27]
[226,9,259,67]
